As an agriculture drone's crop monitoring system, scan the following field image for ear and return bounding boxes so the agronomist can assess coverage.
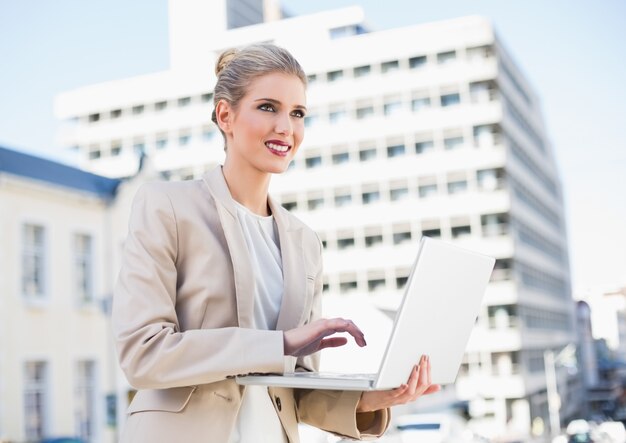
[215,100,234,135]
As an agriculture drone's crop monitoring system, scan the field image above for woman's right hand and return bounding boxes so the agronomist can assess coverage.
[283,318,367,357]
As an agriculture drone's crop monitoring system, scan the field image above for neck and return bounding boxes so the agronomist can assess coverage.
[222,158,272,216]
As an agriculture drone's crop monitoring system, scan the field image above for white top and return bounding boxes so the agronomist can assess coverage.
[230,201,288,443]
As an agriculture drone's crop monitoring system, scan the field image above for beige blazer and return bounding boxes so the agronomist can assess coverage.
[112,166,390,442]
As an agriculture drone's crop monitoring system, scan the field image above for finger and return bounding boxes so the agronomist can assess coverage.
[426,355,432,386]
[318,337,348,349]
[417,356,428,389]
[404,362,420,397]
[424,384,441,395]
[324,318,367,347]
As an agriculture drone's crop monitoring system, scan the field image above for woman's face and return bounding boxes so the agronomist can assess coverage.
[220,72,306,175]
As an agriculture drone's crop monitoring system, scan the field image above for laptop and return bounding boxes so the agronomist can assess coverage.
[236,237,495,391]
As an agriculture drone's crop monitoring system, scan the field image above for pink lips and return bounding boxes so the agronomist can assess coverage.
[265,139,292,157]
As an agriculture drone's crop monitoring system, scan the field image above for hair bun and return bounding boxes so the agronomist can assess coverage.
[215,48,239,76]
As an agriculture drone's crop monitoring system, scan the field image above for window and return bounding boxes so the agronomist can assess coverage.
[75,361,96,441]
[477,168,505,191]
[155,101,167,111]
[179,131,192,146]
[396,276,409,289]
[88,148,101,160]
[362,190,380,204]
[390,187,409,201]
[24,361,48,440]
[444,136,464,150]
[418,184,438,198]
[178,97,191,107]
[332,152,350,165]
[201,92,213,102]
[387,144,406,158]
[329,109,347,124]
[441,93,461,107]
[307,74,317,84]
[132,105,144,115]
[110,109,122,119]
[381,60,400,73]
[307,197,324,210]
[482,213,509,236]
[305,156,322,169]
[415,140,434,154]
[110,142,122,157]
[421,228,441,238]
[304,114,319,127]
[368,279,386,292]
[365,234,383,247]
[359,148,377,162]
[411,97,431,112]
[437,50,457,64]
[447,180,468,194]
[334,193,352,207]
[393,230,412,245]
[74,234,93,305]
[384,101,402,116]
[22,224,46,298]
[202,127,215,142]
[282,200,297,211]
[327,70,344,82]
[155,135,168,150]
[356,106,375,120]
[452,225,472,238]
[409,55,427,69]
[337,237,355,249]
[133,141,145,156]
[340,281,358,293]
[88,113,100,123]
[354,65,371,77]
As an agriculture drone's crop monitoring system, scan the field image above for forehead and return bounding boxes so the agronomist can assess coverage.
[244,72,306,105]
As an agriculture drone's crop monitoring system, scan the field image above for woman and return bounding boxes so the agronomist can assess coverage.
[112,43,440,443]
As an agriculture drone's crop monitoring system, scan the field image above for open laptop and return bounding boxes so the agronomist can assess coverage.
[236,237,495,391]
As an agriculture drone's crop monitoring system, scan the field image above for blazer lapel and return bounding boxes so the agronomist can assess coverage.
[202,167,255,328]
[270,196,308,332]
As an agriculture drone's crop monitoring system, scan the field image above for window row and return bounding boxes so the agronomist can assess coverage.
[22,224,95,304]
[517,261,568,298]
[280,168,507,212]
[24,360,98,442]
[84,123,221,160]
[303,80,499,128]
[306,44,495,84]
[509,176,561,230]
[290,125,503,172]
[83,92,214,124]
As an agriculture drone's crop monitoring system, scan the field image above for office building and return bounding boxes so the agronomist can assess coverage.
[54,1,579,439]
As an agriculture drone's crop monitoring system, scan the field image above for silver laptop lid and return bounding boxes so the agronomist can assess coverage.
[373,237,495,389]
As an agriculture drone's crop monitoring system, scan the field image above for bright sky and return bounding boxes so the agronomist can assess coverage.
[1,0,624,295]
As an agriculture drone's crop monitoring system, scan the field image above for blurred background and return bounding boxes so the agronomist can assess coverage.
[1,0,625,442]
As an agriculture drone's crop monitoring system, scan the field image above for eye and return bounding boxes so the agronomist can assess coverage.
[291,109,306,118]
[258,103,275,112]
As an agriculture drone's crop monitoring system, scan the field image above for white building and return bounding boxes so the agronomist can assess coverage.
[54,1,579,440]
[0,146,120,442]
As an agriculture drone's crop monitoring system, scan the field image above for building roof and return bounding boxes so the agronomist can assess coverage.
[0,146,120,199]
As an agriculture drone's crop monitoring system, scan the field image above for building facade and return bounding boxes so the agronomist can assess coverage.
[0,147,119,442]
[54,1,579,440]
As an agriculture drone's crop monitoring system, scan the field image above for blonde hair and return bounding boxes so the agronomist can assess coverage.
[211,43,307,148]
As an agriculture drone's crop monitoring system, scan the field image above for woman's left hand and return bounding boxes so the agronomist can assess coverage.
[356,355,441,412]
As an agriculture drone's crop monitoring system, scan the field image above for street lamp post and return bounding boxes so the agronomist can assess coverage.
[544,344,577,440]
[545,350,561,439]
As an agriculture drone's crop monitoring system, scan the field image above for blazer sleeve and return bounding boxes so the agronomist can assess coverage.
[112,183,285,390]
[294,234,390,440]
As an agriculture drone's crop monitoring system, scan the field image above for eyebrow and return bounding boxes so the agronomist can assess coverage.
[254,98,307,112]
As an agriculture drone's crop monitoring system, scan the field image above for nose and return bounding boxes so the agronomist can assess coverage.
[274,111,293,136]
